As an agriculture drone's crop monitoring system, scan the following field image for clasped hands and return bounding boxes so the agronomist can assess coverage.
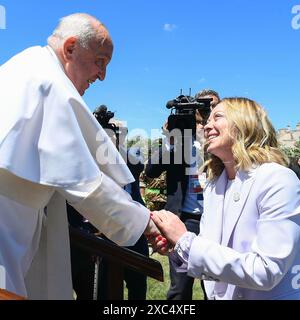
[144,210,187,255]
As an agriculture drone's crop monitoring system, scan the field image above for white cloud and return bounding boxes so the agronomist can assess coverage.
[0,5,6,30]
[197,77,206,84]
[163,23,177,32]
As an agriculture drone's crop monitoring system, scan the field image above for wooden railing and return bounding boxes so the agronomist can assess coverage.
[69,226,164,300]
[0,227,163,300]
[0,289,26,300]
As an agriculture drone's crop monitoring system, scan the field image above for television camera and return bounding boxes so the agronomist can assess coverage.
[166,94,212,135]
[93,105,120,135]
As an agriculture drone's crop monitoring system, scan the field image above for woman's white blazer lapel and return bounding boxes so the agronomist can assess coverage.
[221,170,257,246]
[202,170,227,243]
[202,168,258,246]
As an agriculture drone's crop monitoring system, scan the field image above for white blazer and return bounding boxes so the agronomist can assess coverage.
[187,163,300,300]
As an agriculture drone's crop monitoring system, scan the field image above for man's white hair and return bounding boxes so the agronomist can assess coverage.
[47,13,103,49]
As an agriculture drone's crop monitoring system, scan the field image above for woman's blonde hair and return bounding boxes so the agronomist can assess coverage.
[205,97,288,180]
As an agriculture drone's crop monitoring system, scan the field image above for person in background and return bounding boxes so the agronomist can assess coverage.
[289,156,300,180]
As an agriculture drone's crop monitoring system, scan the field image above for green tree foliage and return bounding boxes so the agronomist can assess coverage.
[281,139,300,159]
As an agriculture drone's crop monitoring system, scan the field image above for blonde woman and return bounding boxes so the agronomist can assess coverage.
[152,98,300,300]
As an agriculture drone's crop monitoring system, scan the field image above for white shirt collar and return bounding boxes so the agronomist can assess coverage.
[45,45,65,72]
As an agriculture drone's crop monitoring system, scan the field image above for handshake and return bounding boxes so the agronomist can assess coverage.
[144,210,188,255]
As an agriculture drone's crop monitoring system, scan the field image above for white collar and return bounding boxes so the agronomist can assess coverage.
[45,45,65,73]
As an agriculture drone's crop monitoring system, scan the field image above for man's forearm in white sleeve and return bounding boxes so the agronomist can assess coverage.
[58,173,150,246]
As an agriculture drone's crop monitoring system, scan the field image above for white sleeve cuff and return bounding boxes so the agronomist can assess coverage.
[175,231,197,263]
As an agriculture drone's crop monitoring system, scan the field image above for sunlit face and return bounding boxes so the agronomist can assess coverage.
[64,30,113,96]
[204,103,235,161]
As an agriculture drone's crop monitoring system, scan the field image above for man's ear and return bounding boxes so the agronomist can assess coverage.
[62,37,77,61]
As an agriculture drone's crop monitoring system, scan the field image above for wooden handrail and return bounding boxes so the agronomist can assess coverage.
[0,228,163,301]
[69,226,163,282]
[69,226,164,299]
[0,289,26,300]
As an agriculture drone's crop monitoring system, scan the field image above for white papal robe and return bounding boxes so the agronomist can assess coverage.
[0,46,150,299]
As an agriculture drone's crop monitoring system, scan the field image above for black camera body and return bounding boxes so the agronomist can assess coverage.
[93,105,120,138]
[166,95,212,135]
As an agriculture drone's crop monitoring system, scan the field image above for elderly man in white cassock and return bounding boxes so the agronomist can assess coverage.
[0,13,159,299]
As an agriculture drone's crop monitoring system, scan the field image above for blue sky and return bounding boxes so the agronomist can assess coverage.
[0,0,299,137]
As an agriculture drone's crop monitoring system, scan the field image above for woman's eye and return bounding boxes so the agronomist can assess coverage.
[214,113,223,119]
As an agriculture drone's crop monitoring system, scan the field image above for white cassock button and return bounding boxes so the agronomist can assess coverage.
[233,192,240,202]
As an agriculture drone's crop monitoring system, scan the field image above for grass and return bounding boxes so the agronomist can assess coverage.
[146,253,204,300]
[124,251,204,300]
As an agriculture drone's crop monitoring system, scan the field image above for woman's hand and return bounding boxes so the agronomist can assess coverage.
[151,210,187,246]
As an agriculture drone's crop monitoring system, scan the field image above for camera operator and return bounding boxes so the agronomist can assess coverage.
[145,89,220,300]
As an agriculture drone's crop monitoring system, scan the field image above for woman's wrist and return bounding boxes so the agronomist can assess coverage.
[174,232,197,264]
